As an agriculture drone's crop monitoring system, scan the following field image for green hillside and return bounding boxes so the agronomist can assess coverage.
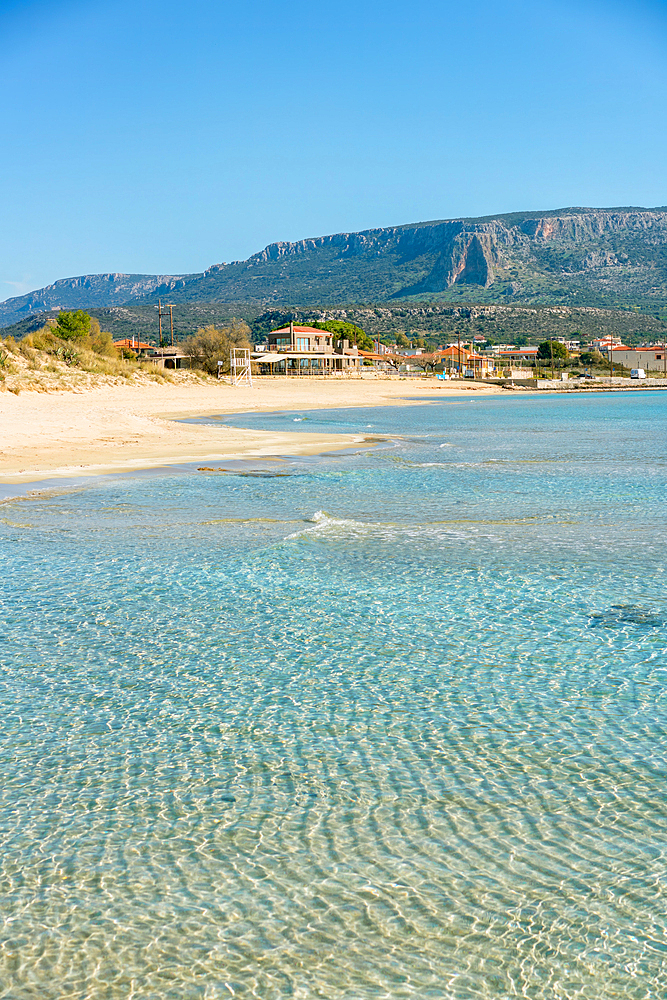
[4,301,665,350]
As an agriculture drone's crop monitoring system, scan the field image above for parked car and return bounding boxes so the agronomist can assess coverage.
[630,368,646,379]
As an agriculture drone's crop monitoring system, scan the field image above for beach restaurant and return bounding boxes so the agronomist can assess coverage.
[253,323,361,375]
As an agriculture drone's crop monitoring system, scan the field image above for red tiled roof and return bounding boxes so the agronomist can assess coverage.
[498,348,538,354]
[113,338,152,350]
[270,326,332,335]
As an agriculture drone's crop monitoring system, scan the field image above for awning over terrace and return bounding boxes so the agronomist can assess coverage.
[252,352,344,363]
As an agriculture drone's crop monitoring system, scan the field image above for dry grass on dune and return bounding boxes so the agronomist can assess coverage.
[0,328,216,395]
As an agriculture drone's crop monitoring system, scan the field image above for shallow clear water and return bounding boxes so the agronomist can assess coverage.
[2,392,667,999]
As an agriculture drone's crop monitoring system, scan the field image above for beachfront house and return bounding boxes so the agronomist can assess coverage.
[496,347,539,368]
[438,345,496,376]
[608,346,667,374]
[253,323,361,374]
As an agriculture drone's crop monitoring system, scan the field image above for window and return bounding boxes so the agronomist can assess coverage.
[274,336,290,347]
[296,337,309,350]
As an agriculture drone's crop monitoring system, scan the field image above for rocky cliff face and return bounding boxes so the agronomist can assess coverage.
[170,206,667,306]
[2,207,667,327]
[0,272,185,328]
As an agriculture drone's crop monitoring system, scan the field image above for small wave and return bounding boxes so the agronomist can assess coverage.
[286,510,478,542]
[304,510,329,523]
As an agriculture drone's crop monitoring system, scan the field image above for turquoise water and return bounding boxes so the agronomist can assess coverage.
[2,391,667,999]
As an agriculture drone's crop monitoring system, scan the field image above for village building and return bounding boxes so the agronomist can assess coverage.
[591,336,624,352]
[496,347,539,367]
[147,347,192,369]
[556,337,580,351]
[609,346,667,374]
[358,349,391,367]
[113,337,153,356]
[253,323,360,374]
[438,345,496,375]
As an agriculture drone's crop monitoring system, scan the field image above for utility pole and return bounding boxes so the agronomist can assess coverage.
[550,338,554,380]
[158,299,163,348]
[167,304,175,347]
[457,331,461,377]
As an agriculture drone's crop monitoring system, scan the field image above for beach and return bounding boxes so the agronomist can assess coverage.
[0,375,502,482]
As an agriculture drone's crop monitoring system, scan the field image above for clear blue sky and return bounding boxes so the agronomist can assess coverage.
[1,0,666,300]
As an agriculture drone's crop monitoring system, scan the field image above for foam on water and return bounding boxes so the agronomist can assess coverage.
[1,393,667,998]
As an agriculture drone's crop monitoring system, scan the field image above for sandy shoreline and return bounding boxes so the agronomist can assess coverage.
[0,376,503,484]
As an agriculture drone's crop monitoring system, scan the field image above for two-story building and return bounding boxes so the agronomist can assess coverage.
[253,324,360,374]
[609,346,667,373]
[497,347,539,367]
[438,345,496,375]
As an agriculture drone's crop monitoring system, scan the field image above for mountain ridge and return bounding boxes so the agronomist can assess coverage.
[3,206,667,328]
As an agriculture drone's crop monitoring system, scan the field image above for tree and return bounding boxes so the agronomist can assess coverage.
[579,350,603,366]
[395,332,409,348]
[409,352,442,373]
[56,310,91,341]
[381,354,404,372]
[308,320,374,352]
[181,320,251,376]
[537,339,568,361]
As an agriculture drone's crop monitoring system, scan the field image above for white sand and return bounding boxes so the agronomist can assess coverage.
[0,375,503,483]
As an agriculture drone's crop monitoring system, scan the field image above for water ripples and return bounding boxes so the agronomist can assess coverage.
[2,395,667,997]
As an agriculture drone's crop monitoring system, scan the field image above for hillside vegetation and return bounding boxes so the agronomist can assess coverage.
[251,303,667,348]
[0,320,213,394]
[3,301,666,351]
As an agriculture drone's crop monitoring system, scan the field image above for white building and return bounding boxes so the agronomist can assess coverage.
[610,347,667,373]
[254,324,360,374]
[591,337,624,352]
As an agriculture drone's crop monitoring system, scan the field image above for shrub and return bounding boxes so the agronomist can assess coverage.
[25,328,62,352]
[54,346,81,366]
[181,320,252,376]
[88,319,119,358]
